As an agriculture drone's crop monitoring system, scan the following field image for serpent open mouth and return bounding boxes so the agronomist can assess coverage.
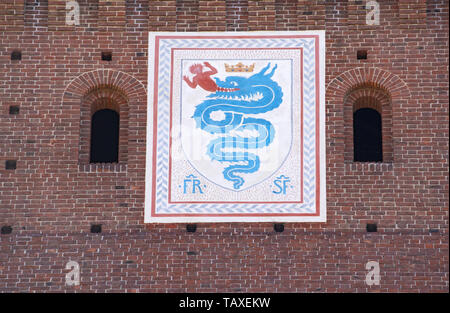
[216,87,240,92]
[211,91,264,102]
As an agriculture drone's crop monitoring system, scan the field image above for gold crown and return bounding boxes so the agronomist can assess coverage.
[225,62,255,72]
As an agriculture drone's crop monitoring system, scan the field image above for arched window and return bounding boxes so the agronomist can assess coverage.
[78,86,128,166]
[343,86,393,164]
[90,109,120,163]
[353,108,382,162]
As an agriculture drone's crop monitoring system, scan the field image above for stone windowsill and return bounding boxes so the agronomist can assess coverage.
[344,162,394,173]
[78,162,127,173]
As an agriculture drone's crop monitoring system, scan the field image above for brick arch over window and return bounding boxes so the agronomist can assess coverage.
[62,69,146,169]
[327,67,410,164]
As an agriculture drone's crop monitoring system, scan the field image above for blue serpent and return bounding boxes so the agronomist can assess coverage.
[192,63,283,190]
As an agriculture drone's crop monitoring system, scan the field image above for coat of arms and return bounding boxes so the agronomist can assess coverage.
[145,31,326,223]
[181,61,289,191]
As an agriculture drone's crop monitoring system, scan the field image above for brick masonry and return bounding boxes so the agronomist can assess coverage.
[0,0,448,292]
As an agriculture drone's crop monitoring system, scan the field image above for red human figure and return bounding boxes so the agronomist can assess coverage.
[183,62,219,92]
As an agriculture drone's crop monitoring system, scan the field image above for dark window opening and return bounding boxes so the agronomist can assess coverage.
[9,105,20,115]
[5,160,17,170]
[90,109,119,163]
[90,224,102,233]
[186,224,197,233]
[353,108,382,162]
[1,226,12,235]
[101,51,112,61]
[11,50,21,60]
[357,50,367,60]
[366,223,378,232]
[274,223,284,233]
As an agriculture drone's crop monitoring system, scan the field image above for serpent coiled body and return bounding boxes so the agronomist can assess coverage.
[192,63,283,190]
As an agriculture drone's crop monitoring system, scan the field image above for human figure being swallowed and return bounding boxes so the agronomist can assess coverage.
[183,62,239,92]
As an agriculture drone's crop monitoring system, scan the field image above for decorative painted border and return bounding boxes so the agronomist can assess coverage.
[145,31,326,223]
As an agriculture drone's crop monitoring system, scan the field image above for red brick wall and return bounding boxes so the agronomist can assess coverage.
[0,0,448,292]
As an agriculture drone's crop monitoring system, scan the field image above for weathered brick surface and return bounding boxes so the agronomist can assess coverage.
[0,0,448,292]
[198,0,226,31]
[176,0,199,31]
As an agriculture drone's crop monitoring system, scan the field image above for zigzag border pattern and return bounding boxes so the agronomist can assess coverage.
[153,37,317,214]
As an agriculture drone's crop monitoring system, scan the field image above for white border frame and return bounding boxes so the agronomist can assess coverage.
[145,31,326,223]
